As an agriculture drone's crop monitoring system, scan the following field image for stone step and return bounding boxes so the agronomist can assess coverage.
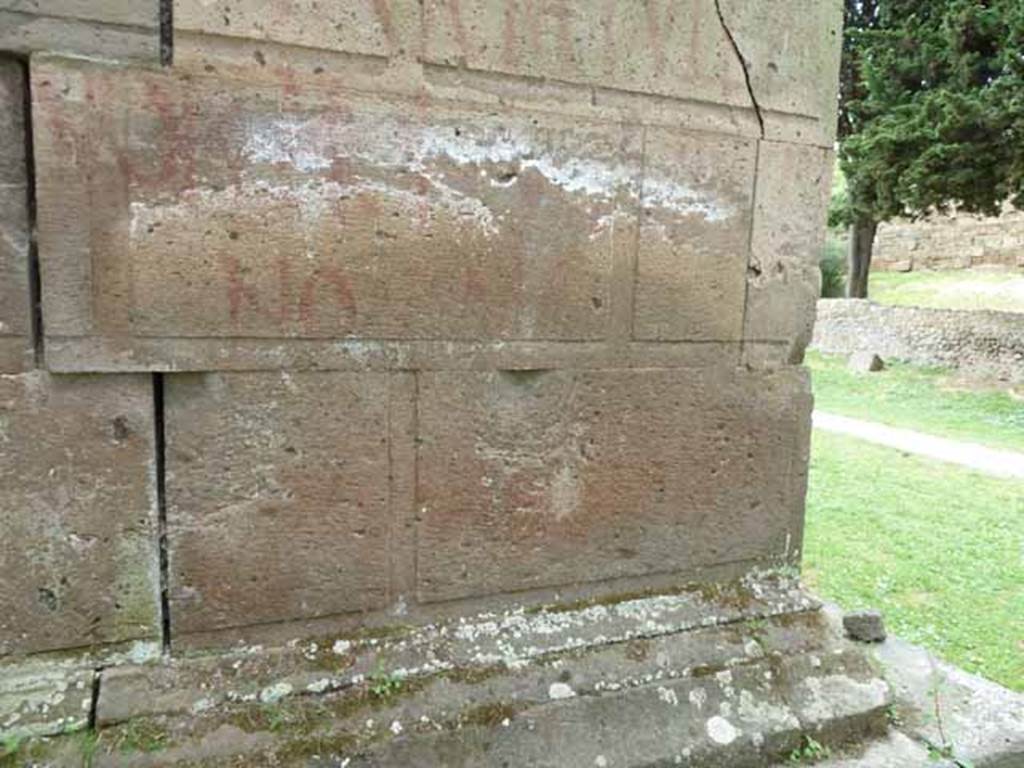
[2,580,895,767]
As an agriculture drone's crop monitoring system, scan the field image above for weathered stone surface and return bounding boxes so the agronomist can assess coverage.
[416,367,811,603]
[30,56,772,372]
[0,371,159,656]
[164,372,397,637]
[632,128,756,341]
[875,637,1024,766]
[743,141,832,366]
[420,0,752,109]
[843,609,886,642]
[717,0,844,147]
[27,58,768,370]
[0,4,158,61]
[0,660,94,738]
[0,1,156,26]
[175,0,420,58]
[0,58,33,374]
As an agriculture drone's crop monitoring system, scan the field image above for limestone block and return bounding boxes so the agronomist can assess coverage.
[420,0,751,109]
[30,57,682,371]
[716,0,844,147]
[0,59,33,373]
[175,0,421,59]
[0,371,159,656]
[743,141,832,365]
[164,372,400,637]
[416,367,811,603]
[0,2,158,61]
[632,127,756,341]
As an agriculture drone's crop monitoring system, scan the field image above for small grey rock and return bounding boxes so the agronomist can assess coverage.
[848,352,885,373]
[843,609,886,643]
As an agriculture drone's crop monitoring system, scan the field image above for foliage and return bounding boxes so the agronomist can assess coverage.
[368,661,403,699]
[804,430,1024,691]
[806,351,1024,452]
[789,735,831,763]
[836,0,1024,228]
[819,236,848,298]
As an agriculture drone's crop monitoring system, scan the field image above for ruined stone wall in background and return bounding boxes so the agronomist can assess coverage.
[874,202,1024,272]
[812,299,1024,384]
[0,1,842,658]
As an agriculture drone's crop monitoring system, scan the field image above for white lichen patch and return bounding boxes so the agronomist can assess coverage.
[657,686,679,706]
[258,681,293,704]
[706,715,739,745]
[548,682,576,700]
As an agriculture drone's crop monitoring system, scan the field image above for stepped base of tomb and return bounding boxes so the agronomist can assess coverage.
[0,572,894,767]
[6,572,1023,766]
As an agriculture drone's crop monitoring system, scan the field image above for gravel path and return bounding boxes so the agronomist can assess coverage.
[812,411,1024,480]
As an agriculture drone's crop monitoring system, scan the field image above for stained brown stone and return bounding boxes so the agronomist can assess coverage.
[415,367,811,603]
[0,371,159,656]
[163,371,398,637]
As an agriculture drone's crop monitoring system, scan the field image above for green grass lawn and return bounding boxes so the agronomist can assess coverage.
[869,269,1024,313]
[807,351,1024,453]
[803,430,1024,691]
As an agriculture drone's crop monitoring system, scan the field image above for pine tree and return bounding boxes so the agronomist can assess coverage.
[835,0,1024,297]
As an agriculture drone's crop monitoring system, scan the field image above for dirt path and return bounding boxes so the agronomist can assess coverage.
[812,411,1024,480]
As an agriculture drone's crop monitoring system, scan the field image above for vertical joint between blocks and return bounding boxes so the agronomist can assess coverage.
[153,373,172,653]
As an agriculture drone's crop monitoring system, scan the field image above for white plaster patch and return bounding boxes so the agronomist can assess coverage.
[238,115,733,223]
[706,715,739,745]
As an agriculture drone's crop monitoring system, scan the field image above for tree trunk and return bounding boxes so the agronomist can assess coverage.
[846,216,878,298]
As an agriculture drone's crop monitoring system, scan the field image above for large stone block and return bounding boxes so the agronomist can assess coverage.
[0,2,158,61]
[0,371,159,656]
[716,0,844,146]
[420,0,751,109]
[744,141,833,366]
[416,367,811,603]
[175,0,421,59]
[31,57,762,372]
[164,371,401,637]
[0,59,33,373]
[632,128,756,341]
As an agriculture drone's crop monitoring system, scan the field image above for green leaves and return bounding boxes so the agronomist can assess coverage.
[838,0,1024,222]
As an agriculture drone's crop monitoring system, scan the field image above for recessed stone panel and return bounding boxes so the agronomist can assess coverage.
[744,141,833,366]
[164,371,395,636]
[32,57,654,370]
[632,128,756,341]
[0,372,159,656]
[415,367,811,603]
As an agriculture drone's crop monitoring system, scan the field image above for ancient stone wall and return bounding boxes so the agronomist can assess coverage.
[874,203,1024,272]
[1,1,841,659]
[812,299,1024,383]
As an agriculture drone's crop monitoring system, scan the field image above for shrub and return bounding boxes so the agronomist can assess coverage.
[820,234,847,298]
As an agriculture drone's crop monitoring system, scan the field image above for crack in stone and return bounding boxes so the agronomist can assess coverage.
[713,0,765,138]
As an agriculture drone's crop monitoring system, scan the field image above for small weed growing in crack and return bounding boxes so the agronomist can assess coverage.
[111,719,170,754]
[0,734,22,764]
[789,735,831,763]
[369,661,403,699]
[77,731,100,768]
